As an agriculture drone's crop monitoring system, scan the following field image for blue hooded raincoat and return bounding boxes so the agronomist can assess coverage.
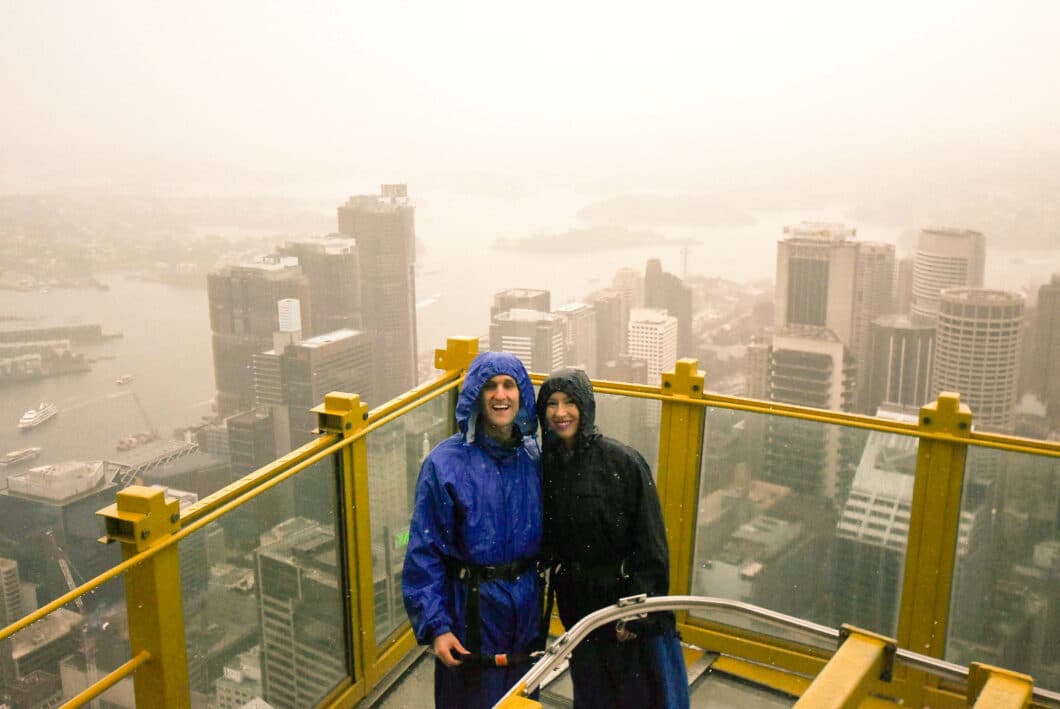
[402,352,542,708]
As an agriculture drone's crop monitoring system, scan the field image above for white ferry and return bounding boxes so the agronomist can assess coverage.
[17,401,58,430]
[0,447,42,467]
[115,374,135,385]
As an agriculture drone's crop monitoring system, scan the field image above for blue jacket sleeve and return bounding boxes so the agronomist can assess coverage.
[401,453,456,645]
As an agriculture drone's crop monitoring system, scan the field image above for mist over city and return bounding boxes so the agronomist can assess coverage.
[0,2,1059,707]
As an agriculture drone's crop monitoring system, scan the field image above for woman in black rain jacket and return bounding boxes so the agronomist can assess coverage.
[537,368,689,709]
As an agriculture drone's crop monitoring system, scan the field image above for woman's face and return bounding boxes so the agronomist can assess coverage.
[545,391,580,447]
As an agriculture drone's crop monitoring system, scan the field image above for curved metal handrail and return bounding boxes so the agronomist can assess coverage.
[495,594,1060,707]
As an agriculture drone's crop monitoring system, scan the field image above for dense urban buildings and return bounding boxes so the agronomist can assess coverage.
[864,315,936,416]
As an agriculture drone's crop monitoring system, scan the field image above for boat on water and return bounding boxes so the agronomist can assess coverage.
[115,374,134,385]
[0,447,42,467]
[17,402,58,431]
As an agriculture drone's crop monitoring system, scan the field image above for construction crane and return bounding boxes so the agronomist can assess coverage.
[116,390,160,451]
[43,530,99,705]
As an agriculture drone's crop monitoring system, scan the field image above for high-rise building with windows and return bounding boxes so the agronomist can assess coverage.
[910,228,986,322]
[932,289,1024,433]
[767,328,857,501]
[554,302,597,376]
[627,308,677,386]
[337,184,417,405]
[489,308,565,374]
[589,288,626,370]
[277,236,360,335]
[255,517,346,709]
[864,315,936,416]
[774,222,894,412]
[1033,274,1060,431]
[644,259,694,358]
[490,289,550,319]
[207,256,312,418]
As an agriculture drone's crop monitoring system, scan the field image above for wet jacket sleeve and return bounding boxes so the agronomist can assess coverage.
[401,454,456,645]
[624,449,671,602]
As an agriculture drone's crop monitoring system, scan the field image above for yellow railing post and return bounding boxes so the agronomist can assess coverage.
[658,358,706,597]
[895,392,971,702]
[968,663,1034,708]
[97,486,189,708]
[793,625,896,709]
[434,335,479,373]
[312,392,371,703]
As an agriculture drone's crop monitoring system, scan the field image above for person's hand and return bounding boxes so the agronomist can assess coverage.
[615,620,638,642]
[433,632,468,667]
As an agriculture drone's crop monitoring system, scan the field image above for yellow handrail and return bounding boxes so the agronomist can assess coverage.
[59,650,151,709]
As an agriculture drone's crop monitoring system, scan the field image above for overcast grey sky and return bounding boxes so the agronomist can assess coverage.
[2,1,1059,195]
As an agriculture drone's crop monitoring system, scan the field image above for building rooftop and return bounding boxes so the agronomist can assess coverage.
[5,460,115,502]
[782,221,856,241]
[296,328,365,348]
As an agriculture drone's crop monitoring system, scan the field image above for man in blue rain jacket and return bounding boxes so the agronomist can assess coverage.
[402,352,542,708]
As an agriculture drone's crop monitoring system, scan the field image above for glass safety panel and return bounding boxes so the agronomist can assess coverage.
[689,407,919,644]
[179,456,351,708]
[367,392,454,646]
[593,391,661,477]
[946,444,1059,693]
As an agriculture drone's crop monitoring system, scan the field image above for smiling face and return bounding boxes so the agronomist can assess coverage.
[480,374,520,435]
[544,390,580,448]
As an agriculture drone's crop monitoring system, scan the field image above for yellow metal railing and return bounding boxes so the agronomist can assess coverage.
[0,336,1056,707]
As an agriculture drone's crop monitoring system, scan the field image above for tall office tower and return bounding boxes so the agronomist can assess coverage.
[589,289,625,371]
[554,302,597,376]
[864,315,936,416]
[256,518,345,709]
[644,259,694,358]
[910,227,986,321]
[278,236,360,335]
[337,184,417,404]
[932,289,1024,433]
[745,335,772,400]
[208,256,312,418]
[627,308,677,446]
[0,558,21,685]
[627,308,678,386]
[612,267,644,340]
[895,256,914,315]
[253,329,373,453]
[834,408,919,635]
[225,408,283,550]
[775,222,895,412]
[767,328,857,501]
[597,356,654,461]
[489,309,565,373]
[1034,274,1060,431]
[490,288,550,319]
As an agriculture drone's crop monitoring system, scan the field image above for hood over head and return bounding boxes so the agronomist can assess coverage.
[536,368,599,450]
[456,352,537,440]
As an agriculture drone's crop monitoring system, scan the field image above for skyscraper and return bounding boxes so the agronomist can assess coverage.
[253,329,373,452]
[337,184,417,405]
[767,328,857,500]
[489,309,565,373]
[644,259,694,358]
[255,518,346,709]
[490,288,550,319]
[1033,274,1060,431]
[627,308,678,386]
[207,256,312,418]
[277,236,361,335]
[910,228,986,322]
[774,222,895,412]
[588,288,625,370]
[932,288,1024,433]
[864,315,936,416]
[553,302,597,376]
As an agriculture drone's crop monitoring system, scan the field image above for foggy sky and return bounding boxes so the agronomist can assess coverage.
[2,1,1059,195]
